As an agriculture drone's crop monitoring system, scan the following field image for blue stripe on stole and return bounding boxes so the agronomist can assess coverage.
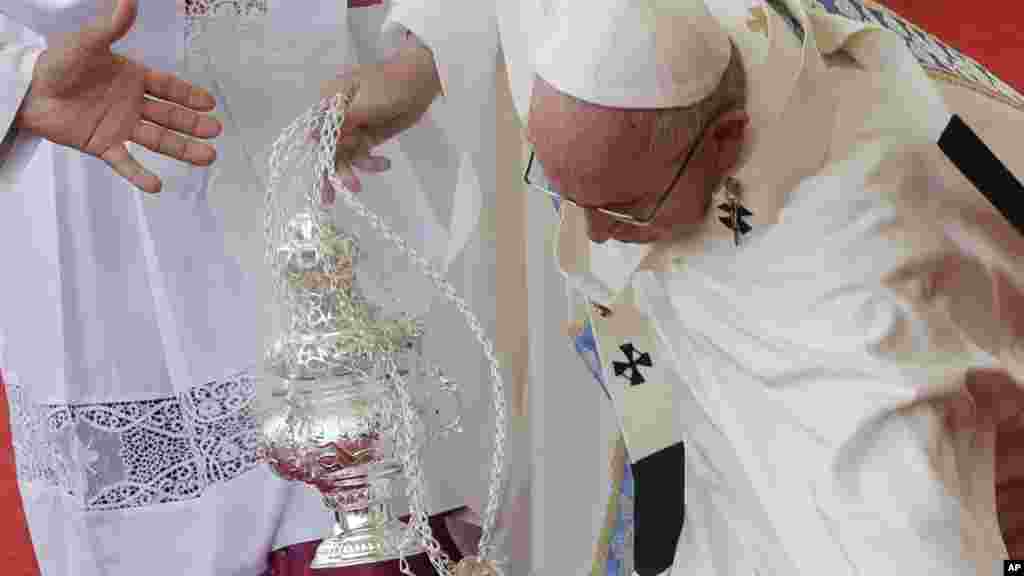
[607,459,636,576]
[555,183,635,575]
[575,320,613,401]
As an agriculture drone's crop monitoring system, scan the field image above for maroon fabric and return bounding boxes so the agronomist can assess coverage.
[0,371,41,576]
[348,0,384,7]
[268,512,465,576]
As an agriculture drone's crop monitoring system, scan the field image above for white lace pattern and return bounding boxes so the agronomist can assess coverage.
[5,373,262,511]
[178,0,269,44]
[178,0,268,18]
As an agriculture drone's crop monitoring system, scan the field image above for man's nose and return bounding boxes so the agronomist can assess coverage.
[585,209,616,244]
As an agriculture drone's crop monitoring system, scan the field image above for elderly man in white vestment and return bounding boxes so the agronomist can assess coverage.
[323,0,1024,573]
[0,1,501,574]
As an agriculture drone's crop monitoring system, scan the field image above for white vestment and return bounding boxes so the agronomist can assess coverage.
[385,0,1023,574]
[0,1,498,574]
[557,2,1023,575]
[0,2,332,575]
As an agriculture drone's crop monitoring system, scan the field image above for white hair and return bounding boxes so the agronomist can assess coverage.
[650,40,747,154]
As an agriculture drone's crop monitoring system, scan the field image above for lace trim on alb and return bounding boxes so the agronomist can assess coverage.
[178,0,269,44]
[178,0,268,18]
[5,373,262,511]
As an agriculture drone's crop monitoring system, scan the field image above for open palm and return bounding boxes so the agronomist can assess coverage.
[15,0,221,193]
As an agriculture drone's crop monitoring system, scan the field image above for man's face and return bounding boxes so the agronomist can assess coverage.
[526,78,725,245]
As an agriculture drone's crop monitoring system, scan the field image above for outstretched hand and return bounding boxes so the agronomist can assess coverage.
[13,0,222,193]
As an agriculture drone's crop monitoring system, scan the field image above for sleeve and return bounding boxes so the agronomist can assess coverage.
[920,170,1024,565]
[938,199,1024,382]
[382,0,499,155]
[822,11,1024,392]
[383,0,498,102]
[885,143,1024,392]
[0,19,43,165]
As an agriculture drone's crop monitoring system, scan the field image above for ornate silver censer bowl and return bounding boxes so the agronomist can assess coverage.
[257,208,463,569]
[260,374,408,567]
[185,6,508,573]
[251,87,507,576]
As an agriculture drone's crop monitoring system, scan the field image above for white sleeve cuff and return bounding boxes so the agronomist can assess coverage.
[383,0,498,101]
[0,42,43,144]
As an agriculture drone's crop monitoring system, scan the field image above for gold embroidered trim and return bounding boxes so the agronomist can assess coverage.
[860,0,1024,111]
[924,67,1024,113]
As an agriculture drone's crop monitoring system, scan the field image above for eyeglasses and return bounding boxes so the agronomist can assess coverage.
[523,120,709,226]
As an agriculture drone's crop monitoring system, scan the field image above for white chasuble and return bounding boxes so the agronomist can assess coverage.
[559,0,1021,574]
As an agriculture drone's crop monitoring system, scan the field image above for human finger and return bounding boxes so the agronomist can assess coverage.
[336,129,379,162]
[323,169,362,204]
[141,98,221,139]
[351,155,391,173]
[100,143,161,194]
[334,131,372,174]
[336,130,373,158]
[78,0,137,52]
[335,162,362,194]
[133,121,217,166]
[144,68,217,112]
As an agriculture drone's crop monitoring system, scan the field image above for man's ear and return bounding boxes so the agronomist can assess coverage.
[708,108,750,174]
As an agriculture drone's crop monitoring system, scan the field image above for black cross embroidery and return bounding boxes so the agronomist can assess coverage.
[612,342,652,386]
[718,198,753,246]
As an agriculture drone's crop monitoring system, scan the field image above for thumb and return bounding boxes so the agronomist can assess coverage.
[81,0,137,50]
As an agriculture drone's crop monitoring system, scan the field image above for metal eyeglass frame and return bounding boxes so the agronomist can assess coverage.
[523,119,711,226]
